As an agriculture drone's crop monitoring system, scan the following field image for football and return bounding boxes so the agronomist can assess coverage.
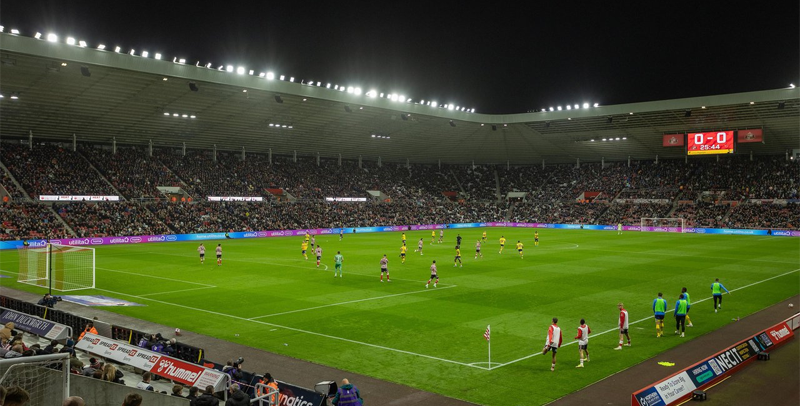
[175,328,181,336]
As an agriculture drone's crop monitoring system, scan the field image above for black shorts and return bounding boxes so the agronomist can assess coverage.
[476,249,481,253]
[216,254,221,259]
[579,344,588,350]
[547,346,557,354]
[200,254,205,258]
[430,274,439,280]
[620,329,628,334]
[381,268,388,273]
[316,256,321,260]
[302,250,307,254]
[401,253,406,257]
[454,256,461,261]
[654,315,665,320]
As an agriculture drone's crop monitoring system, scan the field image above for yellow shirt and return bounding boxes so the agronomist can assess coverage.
[517,242,523,250]
[456,248,461,256]
[432,231,436,237]
[402,234,406,241]
[482,232,487,238]
[301,243,308,250]
[500,238,506,245]
[401,246,407,254]
[535,232,539,239]
[304,233,310,241]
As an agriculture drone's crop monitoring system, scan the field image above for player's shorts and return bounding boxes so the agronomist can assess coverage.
[547,345,558,354]
[500,244,504,247]
[654,315,665,320]
[454,256,461,261]
[430,274,439,279]
[335,264,342,269]
[199,254,204,258]
[579,344,588,350]
[518,249,523,253]
[476,249,481,253]
[401,253,406,257]
[535,238,539,242]
[302,250,306,254]
[620,328,629,334]
[418,247,423,251]
[381,268,388,273]
[316,256,321,260]
[216,254,222,258]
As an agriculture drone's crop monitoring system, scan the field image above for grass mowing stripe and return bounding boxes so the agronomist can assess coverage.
[248,284,458,319]
[92,287,488,370]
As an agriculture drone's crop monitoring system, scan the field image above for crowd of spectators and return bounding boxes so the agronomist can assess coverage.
[1,169,27,202]
[1,142,115,199]
[727,203,800,230]
[80,146,185,200]
[671,202,731,228]
[509,201,605,224]
[0,203,71,240]
[54,202,172,237]
[600,202,673,225]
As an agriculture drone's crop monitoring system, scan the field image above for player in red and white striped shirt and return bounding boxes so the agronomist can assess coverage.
[425,260,439,288]
[575,319,591,368]
[543,317,563,371]
[215,244,222,266]
[315,246,323,268]
[614,303,631,350]
[197,244,205,264]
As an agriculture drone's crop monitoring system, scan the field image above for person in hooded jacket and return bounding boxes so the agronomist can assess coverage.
[225,383,250,406]
[190,385,219,406]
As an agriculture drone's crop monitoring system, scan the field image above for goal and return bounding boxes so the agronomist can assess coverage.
[0,353,70,406]
[640,218,685,233]
[17,244,95,292]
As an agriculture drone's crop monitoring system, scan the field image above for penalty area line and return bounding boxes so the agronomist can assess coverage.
[91,287,487,370]
[490,268,800,370]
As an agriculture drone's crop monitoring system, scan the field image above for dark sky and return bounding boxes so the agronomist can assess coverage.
[2,1,798,113]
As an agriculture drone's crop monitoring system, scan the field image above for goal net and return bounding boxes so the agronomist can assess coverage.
[640,218,685,233]
[17,244,95,292]
[0,353,70,406]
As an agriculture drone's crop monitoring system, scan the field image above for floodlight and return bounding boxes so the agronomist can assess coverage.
[574,104,579,109]
[164,112,170,116]
[258,72,265,77]
[249,70,254,75]
[226,65,234,72]
[390,94,398,101]
[431,101,438,107]
[470,108,475,113]
[236,66,245,74]
[317,81,322,86]
[182,114,188,118]
[178,58,186,64]
[622,137,627,140]
[35,32,42,39]
[593,103,599,107]
[367,90,377,97]
[398,95,406,102]
[1,94,5,98]
[549,107,554,111]
[114,46,121,53]
[591,139,595,142]
[10,93,19,100]
[354,87,362,95]
[602,138,607,141]
[582,103,589,109]
[78,41,87,47]
[206,63,212,68]
[173,113,178,117]
[790,83,795,88]
[289,77,295,82]
[266,72,275,80]
[242,89,247,93]
[0,26,3,33]
[279,75,285,80]
[11,29,20,35]
[155,53,162,60]
[141,51,148,57]
[129,49,135,55]
[346,86,354,93]
[326,83,331,88]
[190,115,196,119]
[557,106,562,111]
[448,104,455,110]
[47,33,58,42]
[615,137,620,140]
[566,105,572,110]
[66,37,76,45]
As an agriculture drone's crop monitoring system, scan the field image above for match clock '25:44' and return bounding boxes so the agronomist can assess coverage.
[687,131,734,155]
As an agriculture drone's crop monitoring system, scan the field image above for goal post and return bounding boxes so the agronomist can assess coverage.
[640,218,686,233]
[0,352,70,405]
[17,244,95,292]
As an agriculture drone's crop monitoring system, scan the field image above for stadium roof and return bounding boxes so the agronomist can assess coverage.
[1,33,798,165]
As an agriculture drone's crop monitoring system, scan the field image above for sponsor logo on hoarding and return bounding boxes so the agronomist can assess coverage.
[773,230,791,237]
[130,236,142,243]
[711,347,744,372]
[91,338,101,345]
[110,237,128,244]
[769,326,791,341]
[155,358,200,383]
[258,232,267,237]
[269,231,286,236]
[320,229,332,234]
[636,387,665,406]
[147,236,166,242]
[166,235,178,241]
[91,238,103,244]
[243,232,258,238]
[29,240,47,247]
[68,239,91,245]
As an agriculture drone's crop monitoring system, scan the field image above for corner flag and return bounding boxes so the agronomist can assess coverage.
[484,325,490,341]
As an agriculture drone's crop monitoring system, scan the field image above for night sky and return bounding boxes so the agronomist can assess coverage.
[2,1,798,114]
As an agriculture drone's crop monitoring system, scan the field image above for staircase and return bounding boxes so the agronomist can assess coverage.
[493,166,502,202]
[0,160,33,202]
[76,150,128,201]
[47,205,78,237]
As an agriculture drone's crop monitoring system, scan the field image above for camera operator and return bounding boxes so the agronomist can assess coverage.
[37,293,61,308]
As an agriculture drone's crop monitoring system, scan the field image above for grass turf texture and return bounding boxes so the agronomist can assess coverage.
[1,228,798,405]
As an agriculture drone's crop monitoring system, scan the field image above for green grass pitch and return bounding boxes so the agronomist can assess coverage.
[1,228,798,405]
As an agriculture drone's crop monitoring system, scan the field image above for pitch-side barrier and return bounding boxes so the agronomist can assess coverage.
[631,312,800,406]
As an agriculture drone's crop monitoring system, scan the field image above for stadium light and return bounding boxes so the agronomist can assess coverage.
[574,104,579,109]
[266,72,275,80]
[279,75,285,80]
[164,112,169,116]
[289,77,295,82]
[602,138,607,141]
[66,37,76,45]
[347,86,354,94]
[258,72,265,77]
[190,115,196,119]
[46,33,58,42]
[10,29,20,35]
[154,53,162,60]
[78,40,87,47]
[129,49,135,55]
[398,95,406,102]
[178,58,186,64]
[114,46,121,53]
[205,63,212,68]
[10,93,19,100]
[354,87,362,95]
[448,104,455,110]
[582,103,589,109]
[791,83,796,88]
[0,26,3,33]
[236,66,245,74]
[367,90,377,97]
[249,70,254,75]
[34,32,42,39]
[142,51,149,58]
[226,65,234,72]
[549,107,554,111]
[593,103,599,107]
[566,105,572,110]
[431,101,438,107]
[557,106,562,111]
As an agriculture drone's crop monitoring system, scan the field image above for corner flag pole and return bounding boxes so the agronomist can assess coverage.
[484,325,491,370]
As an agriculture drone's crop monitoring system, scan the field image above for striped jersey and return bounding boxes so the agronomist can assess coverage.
[619,308,629,330]
[575,324,591,346]
[380,258,388,269]
[315,247,322,256]
[197,245,205,254]
[546,324,563,347]
[430,263,437,275]
[215,246,222,255]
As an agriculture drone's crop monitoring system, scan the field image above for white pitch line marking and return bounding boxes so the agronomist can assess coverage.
[139,286,217,297]
[97,267,215,287]
[489,268,800,369]
[249,285,458,319]
[91,287,487,370]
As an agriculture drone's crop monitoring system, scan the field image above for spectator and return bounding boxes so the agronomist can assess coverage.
[136,372,154,391]
[172,384,185,398]
[186,386,200,401]
[121,392,142,406]
[331,378,363,406]
[191,385,219,406]
[37,294,59,308]
[43,340,60,355]
[3,385,30,406]
[62,396,86,406]
[257,372,279,405]
[225,383,249,406]
[0,322,15,342]
[102,363,124,384]
[4,344,23,359]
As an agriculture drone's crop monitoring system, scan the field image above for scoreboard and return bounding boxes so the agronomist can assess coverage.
[687,131,735,155]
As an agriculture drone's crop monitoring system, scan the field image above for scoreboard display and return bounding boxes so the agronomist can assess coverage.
[687,131,735,155]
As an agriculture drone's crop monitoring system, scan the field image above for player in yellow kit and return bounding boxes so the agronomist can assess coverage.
[301,240,309,260]
[402,233,407,245]
[454,245,463,267]
[535,231,539,247]
[499,236,506,254]
[482,231,487,242]
[431,230,436,245]
[400,244,408,264]
[517,241,524,258]
[304,232,310,243]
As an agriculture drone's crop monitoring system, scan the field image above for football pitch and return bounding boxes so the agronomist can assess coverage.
[1,228,798,405]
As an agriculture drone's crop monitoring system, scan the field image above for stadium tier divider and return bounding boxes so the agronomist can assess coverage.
[0,295,203,364]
